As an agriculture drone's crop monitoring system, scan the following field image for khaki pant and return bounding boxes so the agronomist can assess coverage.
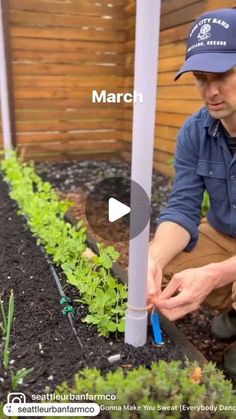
[163,219,236,312]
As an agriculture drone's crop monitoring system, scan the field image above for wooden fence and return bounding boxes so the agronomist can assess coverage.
[0,0,236,173]
[0,0,127,160]
[121,0,236,176]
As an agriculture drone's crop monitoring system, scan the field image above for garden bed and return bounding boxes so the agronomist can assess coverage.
[1,156,236,418]
[0,172,195,400]
[1,0,236,412]
[35,159,233,367]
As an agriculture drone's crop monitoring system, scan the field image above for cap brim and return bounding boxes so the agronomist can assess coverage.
[175,53,236,80]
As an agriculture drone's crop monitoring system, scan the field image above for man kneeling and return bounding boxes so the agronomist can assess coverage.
[148,8,236,380]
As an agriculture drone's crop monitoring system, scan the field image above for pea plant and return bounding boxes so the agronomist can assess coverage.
[1,152,128,337]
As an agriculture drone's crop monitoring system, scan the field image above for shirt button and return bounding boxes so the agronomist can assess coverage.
[209,170,214,176]
[233,204,236,209]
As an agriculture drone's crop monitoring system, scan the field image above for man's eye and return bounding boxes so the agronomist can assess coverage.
[216,73,226,80]
[194,74,206,83]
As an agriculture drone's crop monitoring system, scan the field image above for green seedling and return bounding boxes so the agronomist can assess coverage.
[11,367,34,391]
[0,287,33,391]
[0,295,7,335]
[3,289,14,369]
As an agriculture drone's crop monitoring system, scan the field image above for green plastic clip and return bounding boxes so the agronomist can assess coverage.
[60,296,71,306]
[60,295,76,316]
[62,306,76,315]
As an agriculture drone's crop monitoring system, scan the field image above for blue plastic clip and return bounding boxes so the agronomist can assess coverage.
[151,311,164,345]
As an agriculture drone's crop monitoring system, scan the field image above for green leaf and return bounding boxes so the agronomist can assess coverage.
[107,321,117,332]
[117,318,125,332]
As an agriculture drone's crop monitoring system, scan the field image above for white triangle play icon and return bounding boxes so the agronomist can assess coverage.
[108,197,131,222]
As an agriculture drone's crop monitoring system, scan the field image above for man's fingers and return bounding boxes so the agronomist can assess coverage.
[147,292,155,305]
[154,264,162,294]
[147,263,162,296]
[158,275,180,300]
[159,302,198,321]
[147,276,156,295]
[155,290,190,310]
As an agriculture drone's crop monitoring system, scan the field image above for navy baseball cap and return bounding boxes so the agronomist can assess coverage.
[175,8,236,80]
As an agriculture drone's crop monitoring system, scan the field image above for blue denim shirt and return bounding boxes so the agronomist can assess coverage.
[158,107,236,250]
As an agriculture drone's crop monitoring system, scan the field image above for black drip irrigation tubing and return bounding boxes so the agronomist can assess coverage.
[40,248,83,349]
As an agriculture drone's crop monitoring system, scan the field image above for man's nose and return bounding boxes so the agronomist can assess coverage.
[205,81,220,99]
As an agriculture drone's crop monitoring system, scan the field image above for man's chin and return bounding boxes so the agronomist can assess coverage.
[207,108,229,119]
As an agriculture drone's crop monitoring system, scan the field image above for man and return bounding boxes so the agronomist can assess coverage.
[148,8,236,379]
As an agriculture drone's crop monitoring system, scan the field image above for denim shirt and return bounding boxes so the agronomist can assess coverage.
[158,107,236,251]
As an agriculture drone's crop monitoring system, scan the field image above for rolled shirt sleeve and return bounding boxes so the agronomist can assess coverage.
[158,119,205,251]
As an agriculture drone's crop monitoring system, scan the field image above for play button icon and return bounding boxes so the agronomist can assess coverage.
[108,198,131,222]
[85,177,150,243]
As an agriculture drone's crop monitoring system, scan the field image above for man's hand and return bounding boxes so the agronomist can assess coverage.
[146,223,191,310]
[147,250,162,308]
[154,265,216,321]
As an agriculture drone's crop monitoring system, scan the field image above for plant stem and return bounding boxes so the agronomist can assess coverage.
[4,289,14,370]
[0,297,7,333]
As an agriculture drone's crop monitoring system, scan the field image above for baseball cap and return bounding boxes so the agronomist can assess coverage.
[175,8,236,80]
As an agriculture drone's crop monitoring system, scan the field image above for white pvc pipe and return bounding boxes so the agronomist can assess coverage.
[0,0,13,150]
[125,0,161,347]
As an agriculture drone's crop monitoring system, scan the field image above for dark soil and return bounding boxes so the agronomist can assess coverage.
[35,159,234,368]
[0,173,186,403]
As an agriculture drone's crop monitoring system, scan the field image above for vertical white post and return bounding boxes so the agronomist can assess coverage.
[0,0,13,150]
[125,0,161,347]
